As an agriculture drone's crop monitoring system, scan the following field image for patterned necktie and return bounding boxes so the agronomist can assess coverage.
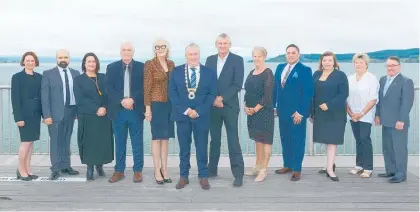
[281,65,292,88]
[63,69,70,106]
[383,77,392,96]
[190,67,196,88]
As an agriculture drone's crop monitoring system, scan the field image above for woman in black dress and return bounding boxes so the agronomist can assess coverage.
[74,53,114,181]
[311,51,349,181]
[11,52,42,181]
[244,47,274,182]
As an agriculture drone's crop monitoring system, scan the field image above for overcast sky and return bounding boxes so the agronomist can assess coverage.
[1,0,418,59]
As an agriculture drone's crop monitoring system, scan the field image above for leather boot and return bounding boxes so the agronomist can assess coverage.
[96,165,105,176]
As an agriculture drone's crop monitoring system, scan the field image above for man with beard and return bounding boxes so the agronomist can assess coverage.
[41,49,81,180]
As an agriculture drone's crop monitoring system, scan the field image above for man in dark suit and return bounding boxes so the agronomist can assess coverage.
[375,56,414,183]
[105,42,145,183]
[169,43,217,190]
[272,44,314,181]
[41,49,81,180]
[205,33,245,187]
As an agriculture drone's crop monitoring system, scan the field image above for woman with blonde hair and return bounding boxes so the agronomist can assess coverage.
[346,53,379,178]
[144,39,175,184]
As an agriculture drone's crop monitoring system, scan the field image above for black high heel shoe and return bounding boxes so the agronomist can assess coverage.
[155,173,164,185]
[29,174,39,180]
[95,165,105,177]
[160,168,172,183]
[318,163,336,174]
[16,169,32,181]
[326,171,339,181]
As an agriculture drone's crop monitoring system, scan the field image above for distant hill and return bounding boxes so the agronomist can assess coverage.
[262,48,419,63]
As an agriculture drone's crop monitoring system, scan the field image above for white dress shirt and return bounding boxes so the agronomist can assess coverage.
[184,65,200,116]
[217,52,229,79]
[57,66,76,105]
[347,71,379,124]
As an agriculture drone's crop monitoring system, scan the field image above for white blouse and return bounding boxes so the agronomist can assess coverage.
[347,72,379,124]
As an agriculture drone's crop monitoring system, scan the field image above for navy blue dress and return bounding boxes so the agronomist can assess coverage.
[311,69,349,145]
[11,70,42,141]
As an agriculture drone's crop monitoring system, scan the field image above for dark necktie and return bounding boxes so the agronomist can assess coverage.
[63,69,70,106]
[190,67,196,88]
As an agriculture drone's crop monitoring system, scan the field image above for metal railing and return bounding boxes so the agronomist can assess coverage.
[0,85,418,156]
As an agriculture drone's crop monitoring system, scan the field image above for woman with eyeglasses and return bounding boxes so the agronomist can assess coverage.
[144,39,175,184]
[73,52,114,181]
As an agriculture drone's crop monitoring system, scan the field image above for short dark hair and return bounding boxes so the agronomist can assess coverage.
[286,44,300,53]
[20,51,40,67]
[387,56,401,64]
[81,52,100,73]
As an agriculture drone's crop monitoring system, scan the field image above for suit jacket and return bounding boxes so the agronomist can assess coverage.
[73,73,108,115]
[105,60,145,120]
[204,52,244,111]
[41,67,80,122]
[168,64,217,126]
[375,74,414,127]
[272,62,314,119]
[11,70,43,122]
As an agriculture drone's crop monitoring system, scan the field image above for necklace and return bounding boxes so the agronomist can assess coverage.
[87,74,102,95]
[184,64,197,99]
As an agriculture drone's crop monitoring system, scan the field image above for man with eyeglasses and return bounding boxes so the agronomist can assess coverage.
[106,42,145,183]
[375,56,414,183]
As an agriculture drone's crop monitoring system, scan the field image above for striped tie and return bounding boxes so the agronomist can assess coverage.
[281,65,292,88]
[190,67,196,88]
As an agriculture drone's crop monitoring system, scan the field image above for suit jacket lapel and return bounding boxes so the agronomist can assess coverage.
[217,53,231,82]
[53,67,63,91]
[384,74,402,99]
[282,62,299,89]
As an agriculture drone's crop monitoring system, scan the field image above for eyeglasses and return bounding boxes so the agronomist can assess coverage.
[155,45,167,50]
[386,64,400,68]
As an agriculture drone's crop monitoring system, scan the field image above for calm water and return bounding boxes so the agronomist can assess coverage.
[0,62,418,155]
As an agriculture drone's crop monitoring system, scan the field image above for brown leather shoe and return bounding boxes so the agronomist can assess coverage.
[275,168,292,174]
[175,178,189,189]
[108,172,124,183]
[133,172,143,183]
[291,172,301,181]
[199,178,210,190]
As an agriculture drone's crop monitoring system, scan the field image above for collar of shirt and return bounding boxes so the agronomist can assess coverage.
[218,52,229,63]
[387,72,400,81]
[122,60,133,70]
[57,66,69,72]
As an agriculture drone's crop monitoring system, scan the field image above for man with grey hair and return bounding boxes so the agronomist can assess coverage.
[169,43,217,190]
[205,33,245,187]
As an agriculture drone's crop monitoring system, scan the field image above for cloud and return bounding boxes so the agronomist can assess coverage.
[0,0,418,59]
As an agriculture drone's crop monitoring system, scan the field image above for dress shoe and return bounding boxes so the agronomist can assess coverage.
[255,169,268,182]
[108,172,124,183]
[86,166,94,181]
[49,171,60,180]
[61,167,79,175]
[378,173,395,178]
[290,172,301,181]
[175,177,189,189]
[233,178,243,187]
[245,165,262,176]
[326,172,339,181]
[388,176,407,183]
[95,165,105,176]
[133,172,143,183]
[155,171,164,185]
[16,170,32,181]
[199,178,210,190]
[160,169,172,183]
[29,174,39,180]
[275,168,292,174]
[319,164,336,174]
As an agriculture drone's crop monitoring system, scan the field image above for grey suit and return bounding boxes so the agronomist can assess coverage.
[41,67,80,172]
[376,73,414,179]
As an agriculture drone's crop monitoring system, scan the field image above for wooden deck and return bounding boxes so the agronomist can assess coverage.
[0,156,418,211]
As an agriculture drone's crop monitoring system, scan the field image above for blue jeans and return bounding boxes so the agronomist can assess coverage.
[112,109,144,172]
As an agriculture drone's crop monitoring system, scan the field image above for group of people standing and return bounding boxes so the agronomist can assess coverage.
[11,33,414,189]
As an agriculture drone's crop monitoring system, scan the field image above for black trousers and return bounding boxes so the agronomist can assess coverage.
[350,121,373,171]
